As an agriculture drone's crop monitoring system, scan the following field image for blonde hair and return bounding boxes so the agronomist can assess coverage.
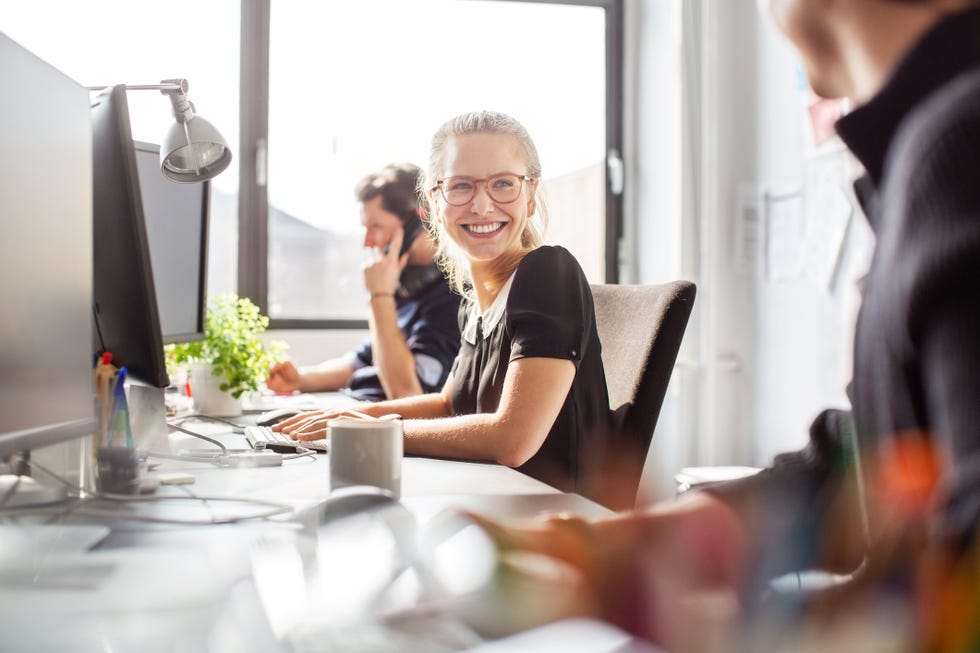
[421,111,548,302]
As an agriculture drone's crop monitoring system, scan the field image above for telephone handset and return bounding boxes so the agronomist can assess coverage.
[391,213,441,299]
[386,214,424,257]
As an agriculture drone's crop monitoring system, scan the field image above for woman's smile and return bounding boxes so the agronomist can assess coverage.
[463,221,507,237]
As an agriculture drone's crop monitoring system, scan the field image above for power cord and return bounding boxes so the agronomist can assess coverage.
[163,415,316,465]
[0,460,296,525]
[166,423,229,454]
[169,413,247,431]
[145,448,316,467]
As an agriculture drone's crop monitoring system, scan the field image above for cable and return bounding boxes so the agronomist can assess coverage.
[145,451,227,465]
[30,505,291,525]
[0,458,80,512]
[0,475,22,509]
[169,413,247,431]
[166,423,229,454]
[1,487,295,525]
[280,448,317,463]
[78,492,294,524]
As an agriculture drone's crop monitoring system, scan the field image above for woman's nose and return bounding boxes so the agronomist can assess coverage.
[470,184,496,213]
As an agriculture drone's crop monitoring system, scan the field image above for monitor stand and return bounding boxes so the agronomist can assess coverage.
[0,474,67,507]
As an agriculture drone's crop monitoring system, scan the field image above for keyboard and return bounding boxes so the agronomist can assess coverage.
[243,425,329,452]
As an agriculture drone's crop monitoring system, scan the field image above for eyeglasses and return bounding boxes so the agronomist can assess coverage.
[432,173,533,206]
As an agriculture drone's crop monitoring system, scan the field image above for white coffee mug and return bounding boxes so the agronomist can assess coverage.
[328,417,403,497]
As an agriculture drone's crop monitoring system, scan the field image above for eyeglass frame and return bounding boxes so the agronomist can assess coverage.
[430,173,535,206]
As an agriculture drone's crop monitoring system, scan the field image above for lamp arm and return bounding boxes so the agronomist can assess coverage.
[158,79,194,124]
[86,80,187,93]
[86,80,194,123]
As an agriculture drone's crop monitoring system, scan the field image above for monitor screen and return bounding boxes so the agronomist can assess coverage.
[91,85,170,388]
[134,141,209,345]
[0,33,96,460]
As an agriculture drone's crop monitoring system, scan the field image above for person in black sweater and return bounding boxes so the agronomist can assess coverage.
[465,1,980,650]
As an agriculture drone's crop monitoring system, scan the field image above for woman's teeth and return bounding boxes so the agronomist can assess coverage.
[466,222,503,234]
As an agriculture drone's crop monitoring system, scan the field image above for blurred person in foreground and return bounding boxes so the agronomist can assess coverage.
[463,1,980,651]
[266,163,460,401]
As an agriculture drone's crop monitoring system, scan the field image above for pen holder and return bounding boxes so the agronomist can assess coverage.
[96,446,142,495]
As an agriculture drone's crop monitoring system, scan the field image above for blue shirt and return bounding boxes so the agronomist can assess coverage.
[348,270,461,401]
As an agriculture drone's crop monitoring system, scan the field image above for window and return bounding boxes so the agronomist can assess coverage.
[0,0,241,300]
[1,0,621,329]
[244,0,622,327]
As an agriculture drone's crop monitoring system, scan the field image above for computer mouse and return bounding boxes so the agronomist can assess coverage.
[255,407,305,427]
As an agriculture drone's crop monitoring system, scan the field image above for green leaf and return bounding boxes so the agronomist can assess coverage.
[160,292,288,399]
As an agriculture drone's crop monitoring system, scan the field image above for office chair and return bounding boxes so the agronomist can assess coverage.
[589,281,696,509]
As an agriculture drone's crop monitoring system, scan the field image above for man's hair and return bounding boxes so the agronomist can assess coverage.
[354,163,424,223]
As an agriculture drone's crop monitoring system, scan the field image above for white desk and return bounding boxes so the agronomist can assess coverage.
[0,424,615,652]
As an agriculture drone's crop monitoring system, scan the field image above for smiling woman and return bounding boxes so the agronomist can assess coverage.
[275,111,615,500]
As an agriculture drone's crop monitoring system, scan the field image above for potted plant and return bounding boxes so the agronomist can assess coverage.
[165,294,285,416]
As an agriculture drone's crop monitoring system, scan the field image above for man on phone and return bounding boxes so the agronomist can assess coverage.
[267,163,460,401]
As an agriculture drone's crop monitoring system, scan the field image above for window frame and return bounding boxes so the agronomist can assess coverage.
[237,0,623,329]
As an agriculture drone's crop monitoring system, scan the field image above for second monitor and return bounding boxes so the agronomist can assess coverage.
[134,141,210,346]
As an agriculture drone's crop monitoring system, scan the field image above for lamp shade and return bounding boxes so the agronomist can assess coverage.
[161,114,232,183]
[87,79,233,184]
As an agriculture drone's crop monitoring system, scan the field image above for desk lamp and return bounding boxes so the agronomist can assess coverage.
[88,79,232,183]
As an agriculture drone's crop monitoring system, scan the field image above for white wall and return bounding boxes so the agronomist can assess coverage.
[750,10,874,462]
[631,0,874,501]
[264,329,368,367]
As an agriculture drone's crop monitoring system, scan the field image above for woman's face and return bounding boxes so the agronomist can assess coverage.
[433,132,535,265]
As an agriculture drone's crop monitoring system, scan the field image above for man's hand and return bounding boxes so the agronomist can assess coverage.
[267,361,302,393]
[363,226,408,296]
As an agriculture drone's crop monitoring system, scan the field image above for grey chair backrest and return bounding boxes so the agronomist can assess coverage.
[590,281,696,508]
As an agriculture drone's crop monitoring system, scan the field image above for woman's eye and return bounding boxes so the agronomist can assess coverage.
[449,180,474,192]
[491,177,516,189]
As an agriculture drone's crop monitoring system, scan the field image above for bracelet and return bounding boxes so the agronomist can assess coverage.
[369,293,395,301]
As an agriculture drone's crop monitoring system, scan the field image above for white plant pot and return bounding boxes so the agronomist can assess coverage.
[189,363,243,417]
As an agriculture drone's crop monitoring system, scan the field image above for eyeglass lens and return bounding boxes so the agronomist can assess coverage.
[441,174,524,205]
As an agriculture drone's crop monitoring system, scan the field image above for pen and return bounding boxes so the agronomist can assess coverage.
[111,367,133,447]
[94,352,115,447]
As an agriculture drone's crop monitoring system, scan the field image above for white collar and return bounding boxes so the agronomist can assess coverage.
[462,272,516,345]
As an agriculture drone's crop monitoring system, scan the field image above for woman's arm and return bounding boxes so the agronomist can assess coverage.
[403,356,575,466]
[278,355,574,463]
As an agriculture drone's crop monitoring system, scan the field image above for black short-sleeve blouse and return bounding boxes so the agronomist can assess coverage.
[449,246,613,493]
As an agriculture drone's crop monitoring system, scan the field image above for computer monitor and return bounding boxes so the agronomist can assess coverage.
[91,85,170,389]
[0,33,97,461]
[134,141,209,345]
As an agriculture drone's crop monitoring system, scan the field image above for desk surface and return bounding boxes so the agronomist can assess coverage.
[0,419,615,652]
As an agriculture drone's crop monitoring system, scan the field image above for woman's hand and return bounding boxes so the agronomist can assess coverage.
[462,493,748,647]
[272,406,375,440]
